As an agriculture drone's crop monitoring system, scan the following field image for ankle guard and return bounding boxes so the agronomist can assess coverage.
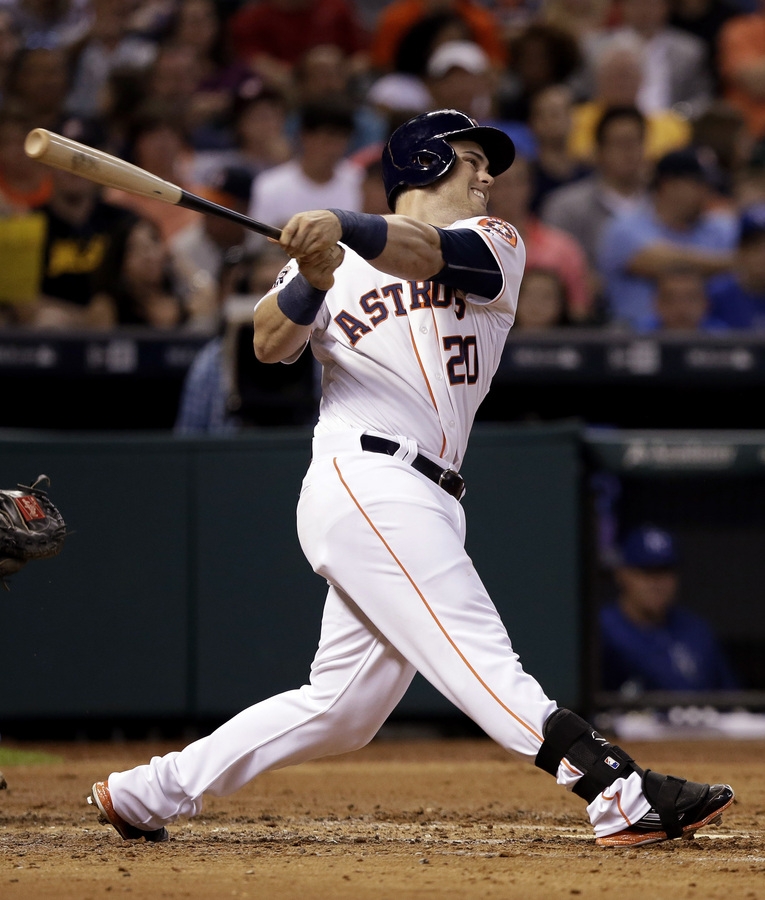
[534,708,642,803]
[641,769,702,839]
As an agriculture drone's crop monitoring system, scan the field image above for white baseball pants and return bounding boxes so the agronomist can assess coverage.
[109,431,649,837]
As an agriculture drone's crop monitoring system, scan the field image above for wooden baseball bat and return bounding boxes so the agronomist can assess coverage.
[24,128,282,241]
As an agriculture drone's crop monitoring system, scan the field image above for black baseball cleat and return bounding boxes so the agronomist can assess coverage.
[596,770,734,847]
[87,781,169,842]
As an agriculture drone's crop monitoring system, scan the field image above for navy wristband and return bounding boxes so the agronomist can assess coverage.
[277,273,327,326]
[329,209,387,260]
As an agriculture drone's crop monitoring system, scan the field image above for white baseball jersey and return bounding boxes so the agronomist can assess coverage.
[268,215,525,470]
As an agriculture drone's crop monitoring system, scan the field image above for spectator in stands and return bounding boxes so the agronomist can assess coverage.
[526,83,592,213]
[171,165,254,333]
[370,0,507,75]
[365,10,474,132]
[65,0,157,122]
[513,267,572,329]
[707,203,765,328]
[601,0,714,120]
[30,119,138,329]
[140,40,216,147]
[597,146,738,330]
[691,100,755,203]
[163,0,248,95]
[174,242,290,434]
[0,102,53,215]
[247,97,362,232]
[540,105,651,281]
[669,0,739,94]
[104,101,205,240]
[12,0,90,50]
[287,44,388,156]
[599,524,741,693]
[97,64,152,156]
[4,45,70,131]
[733,137,765,207]
[390,9,474,80]
[190,76,293,185]
[157,0,252,150]
[424,39,497,121]
[647,265,731,331]
[568,33,693,164]
[499,21,582,124]
[90,215,207,329]
[718,0,765,142]
[354,146,390,216]
[489,151,596,323]
[0,9,21,104]
[542,0,613,51]
[227,0,369,94]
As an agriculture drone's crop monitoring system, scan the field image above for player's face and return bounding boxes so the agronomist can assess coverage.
[438,140,494,218]
[617,566,678,625]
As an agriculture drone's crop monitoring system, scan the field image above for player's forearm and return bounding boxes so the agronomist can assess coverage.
[252,292,312,364]
[331,210,445,279]
[280,210,444,281]
[371,215,444,279]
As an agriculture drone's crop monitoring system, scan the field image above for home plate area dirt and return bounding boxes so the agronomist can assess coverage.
[1,736,763,899]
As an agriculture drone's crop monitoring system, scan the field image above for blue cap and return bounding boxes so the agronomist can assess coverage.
[739,204,765,242]
[621,526,677,568]
[654,147,716,185]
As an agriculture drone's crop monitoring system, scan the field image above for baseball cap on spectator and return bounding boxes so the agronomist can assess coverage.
[202,166,254,210]
[232,74,287,119]
[427,40,490,78]
[298,96,355,134]
[620,526,678,569]
[739,203,765,243]
[366,73,432,114]
[653,147,716,185]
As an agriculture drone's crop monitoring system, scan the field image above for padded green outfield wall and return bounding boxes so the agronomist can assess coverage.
[0,423,582,725]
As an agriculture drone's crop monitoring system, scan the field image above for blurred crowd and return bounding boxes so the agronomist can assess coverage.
[0,0,765,337]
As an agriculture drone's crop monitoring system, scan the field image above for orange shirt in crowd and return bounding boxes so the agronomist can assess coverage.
[718,12,765,140]
[370,0,508,71]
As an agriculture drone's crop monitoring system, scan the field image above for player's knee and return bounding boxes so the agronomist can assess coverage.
[535,708,641,802]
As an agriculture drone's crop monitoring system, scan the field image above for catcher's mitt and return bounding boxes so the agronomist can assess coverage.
[0,475,67,590]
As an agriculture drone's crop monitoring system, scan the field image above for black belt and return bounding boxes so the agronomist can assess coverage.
[360,434,466,501]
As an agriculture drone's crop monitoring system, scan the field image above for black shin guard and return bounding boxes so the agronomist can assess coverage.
[534,709,642,803]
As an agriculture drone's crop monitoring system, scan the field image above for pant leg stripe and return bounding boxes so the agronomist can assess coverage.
[333,457,544,744]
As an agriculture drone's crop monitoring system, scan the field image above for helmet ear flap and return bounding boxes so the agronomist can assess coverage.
[411,140,457,177]
[412,149,441,170]
[385,138,457,209]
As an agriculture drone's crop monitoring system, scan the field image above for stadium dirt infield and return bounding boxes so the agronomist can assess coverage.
[0,736,763,899]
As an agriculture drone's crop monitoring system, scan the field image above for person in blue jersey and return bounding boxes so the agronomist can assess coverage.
[600,524,741,693]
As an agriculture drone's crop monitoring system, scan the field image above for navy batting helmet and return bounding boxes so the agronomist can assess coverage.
[381,109,516,211]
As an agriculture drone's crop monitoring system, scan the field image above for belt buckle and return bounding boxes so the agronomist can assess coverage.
[438,468,466,501]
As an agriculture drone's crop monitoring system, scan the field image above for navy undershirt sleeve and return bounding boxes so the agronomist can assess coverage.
[432,227,503,299]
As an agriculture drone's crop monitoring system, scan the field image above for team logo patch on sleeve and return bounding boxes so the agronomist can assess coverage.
[273,264,291,289]
[478,217,518,247]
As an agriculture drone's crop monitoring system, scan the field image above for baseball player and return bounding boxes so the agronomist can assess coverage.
[88,110,734,848]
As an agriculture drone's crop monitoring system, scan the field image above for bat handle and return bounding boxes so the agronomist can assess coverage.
[179,190,282,241]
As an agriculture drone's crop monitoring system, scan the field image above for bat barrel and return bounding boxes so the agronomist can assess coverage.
[24,128,50,159]
[24,127,283,241]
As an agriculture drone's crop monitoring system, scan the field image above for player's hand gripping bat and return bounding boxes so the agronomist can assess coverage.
[24,128,282,240]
